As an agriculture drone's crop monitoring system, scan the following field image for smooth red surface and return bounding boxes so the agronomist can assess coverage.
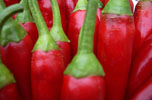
[97,8,103,21]
[133,1,152,57]
[104,0,133,12]
[21,22,38,44]
[57,42,71,67]
[31,50,64,100]
[2,34,34,100]
[97,14,134,100]
[4,0,20,6]
[68,10,100,57]
[127,35,152,99]
[61,75,106,100]
[64,0,78,24]
[130,77,152,100]
[0,83,21,100]
[100,0,104,5]
[38,0,67,32]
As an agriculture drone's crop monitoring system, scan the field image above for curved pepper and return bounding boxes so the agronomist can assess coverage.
[127,33,152,99]
[4,0,20,6]
[50,0,71,67]
[0,1,34,100]
[130,77,152,100]
[16,0,38,44]
[104,0,133,12]
[132,0,152,57]
[68,0,102,58]
[28,0,65,99]
[38,0,67,33]
[97,0,134,100]
[61,0,105,99]
[0,54,21,100]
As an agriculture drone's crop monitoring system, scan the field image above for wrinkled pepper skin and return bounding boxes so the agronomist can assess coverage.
[4,0,20,6]
[61,75,105,100]
[130,77,152,100]
[31,50,64,100]
[2,34,34,100]
[0,84,21,100]
[38,0,67,32]
[104,0,133,11]
[97,14,134,100]
[57,42,71,67]
[64,0,78,24]
[127,35,152,99]
[133,1,152,57]
[68,10,100,57]
[20,22,38,44]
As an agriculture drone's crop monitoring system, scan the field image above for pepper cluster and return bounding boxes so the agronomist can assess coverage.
[0,0,151,100]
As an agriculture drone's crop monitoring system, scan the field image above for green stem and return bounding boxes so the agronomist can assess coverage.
[73,0,88,12]
[29,0,59,52]
[0,4,23,28]
[16,0,33,23]
[0,0,26,46]
[64,0,105,78]
[51,0,62,28]
[50,0,69,42]
[77,0,98,53]
[0,54,16,89]
[0,0,6,11]
[102,0,133,16]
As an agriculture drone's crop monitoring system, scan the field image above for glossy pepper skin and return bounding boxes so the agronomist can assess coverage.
[133,0,152,57]
[15,0,38,44]
[64,0,78,25]
[20,22,38,44]
[97,0,134,100]
[0,54,21,100]
[38,0,67,32]
[130,77,152,100]
[31,50,64,100]
[50,0,71,67]
[61,0,105,99]
[29,0,65,99]
[0,84,21,100]
[0,2,34,100]
[4,0,20,6]
[61,76,105,100]
[68,11,99,57]
[127,34,152,99]
[67,0,103,57]
[57,42,71,67]
[104,0,133,12]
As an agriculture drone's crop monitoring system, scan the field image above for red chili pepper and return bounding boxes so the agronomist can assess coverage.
[127,35,152,99]
[0,2,34,100]
[61,0,105,99]
[15,0,38,44]
[132,0,152,57]
[4,0,20,6]
[97,0,135,100]
[64,0,78,25]
[0,54,21,100]
[38,0,67,33]
[130,77,152,100]
[29,0,65,99]
[68,0,103,57]
[50,0,71,67]
[100,0,105,4]
[104,0,133,12]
